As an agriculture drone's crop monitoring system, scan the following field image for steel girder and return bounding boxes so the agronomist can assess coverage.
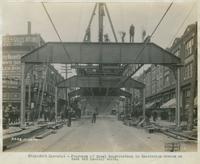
[68,88,132,97]
[57,75,145,89]
[21,42,181,64]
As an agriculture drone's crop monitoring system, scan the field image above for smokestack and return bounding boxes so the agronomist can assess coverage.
[27,21,31,35]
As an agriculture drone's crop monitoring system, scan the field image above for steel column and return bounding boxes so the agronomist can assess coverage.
[176,67,181,128]
[142,88,146,119]
[55,86,58,122]
[20,63,26,127]
[28,74,31,121]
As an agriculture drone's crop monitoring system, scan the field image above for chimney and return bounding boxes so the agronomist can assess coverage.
[27,21,31,35]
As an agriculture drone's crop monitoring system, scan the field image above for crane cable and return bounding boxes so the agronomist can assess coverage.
[167,1,196,48]
[41,2,72,62]
[117,1,174,88]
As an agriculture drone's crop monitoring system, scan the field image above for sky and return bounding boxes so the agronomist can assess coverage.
[1,0,198,77]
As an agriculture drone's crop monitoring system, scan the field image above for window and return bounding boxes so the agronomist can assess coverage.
[152,82,155,94]
[184,62,193,80]
[185,38,194,57]
[188,63,193,78]
[164,75,169,87]
[185,90,190,98]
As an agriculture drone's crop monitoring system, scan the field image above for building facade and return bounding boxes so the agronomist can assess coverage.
[2,33,45,108]
[2,23,66,121]
[131,23,197,123]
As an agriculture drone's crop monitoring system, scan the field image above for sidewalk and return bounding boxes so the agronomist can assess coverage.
[151,119,176,128]
[3,127,23,135]
[3,122,54,149]
[151,119,187,128]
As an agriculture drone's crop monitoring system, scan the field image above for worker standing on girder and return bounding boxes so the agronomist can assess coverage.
[84,27,91,42]
[104,34,110,42]
[121,32,126,43]
[142,29,146,42]
[129,24,135,43]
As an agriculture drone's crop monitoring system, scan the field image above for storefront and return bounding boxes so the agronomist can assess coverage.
[160,98,176,122]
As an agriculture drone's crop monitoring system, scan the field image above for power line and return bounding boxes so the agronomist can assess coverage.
[41,2,72,62]
[139,1,173,51]
[150,2,173,39]
[117,1,174,87]
[167,1,196,48]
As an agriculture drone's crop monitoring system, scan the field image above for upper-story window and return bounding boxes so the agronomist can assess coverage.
[184,62,193,80]
[164,75,169,87]
[185,38,194,57]
[174,49,180,57]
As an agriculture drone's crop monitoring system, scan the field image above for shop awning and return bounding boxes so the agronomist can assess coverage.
[145,102,156,109]
[194,97,197,108]
[160,98,176,109]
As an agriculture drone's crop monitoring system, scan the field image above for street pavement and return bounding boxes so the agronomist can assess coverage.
[5,116,197,152]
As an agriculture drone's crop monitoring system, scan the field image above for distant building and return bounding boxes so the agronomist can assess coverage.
[2,22,66,120]
[2,31,45,108]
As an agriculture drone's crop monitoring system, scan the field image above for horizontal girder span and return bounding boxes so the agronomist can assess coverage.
[68,88,132,97]
[57,76,145,89]
[21,42,181,64]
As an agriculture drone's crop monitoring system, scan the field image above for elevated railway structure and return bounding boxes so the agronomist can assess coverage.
[20,3,182,128]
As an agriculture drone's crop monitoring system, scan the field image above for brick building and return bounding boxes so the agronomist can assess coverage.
[2,22,66,121]
[132,22,197,123]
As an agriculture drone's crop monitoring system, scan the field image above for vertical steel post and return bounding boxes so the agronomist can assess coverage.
[55,86,58,122]
[28,73,31,121]
[130,93,133,113]
[176,67,181,128]
[65,64,69,107]
[142,88,146,119]
[20,63,26,127]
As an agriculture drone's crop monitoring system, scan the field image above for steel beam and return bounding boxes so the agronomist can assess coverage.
[142,88,146,119]
[21,42,181,64]
[57,76,145,89]
[68,88,132,97]
[176,67,181,128]
[71,64,121,70]
[55,86,58,122]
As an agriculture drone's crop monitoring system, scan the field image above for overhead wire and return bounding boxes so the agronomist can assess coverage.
[135,1,173,61]
[167,1,196,48]
[41,2,72,62]
[41,2,73,112]
[117,1,174,87]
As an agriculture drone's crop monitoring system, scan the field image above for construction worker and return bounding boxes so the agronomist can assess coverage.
[104,34,110,42]
[121,32,126,43]
[142,29,146,42]
[92,111,96,123]
[84,27,91,42]
[129,24,135,43]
